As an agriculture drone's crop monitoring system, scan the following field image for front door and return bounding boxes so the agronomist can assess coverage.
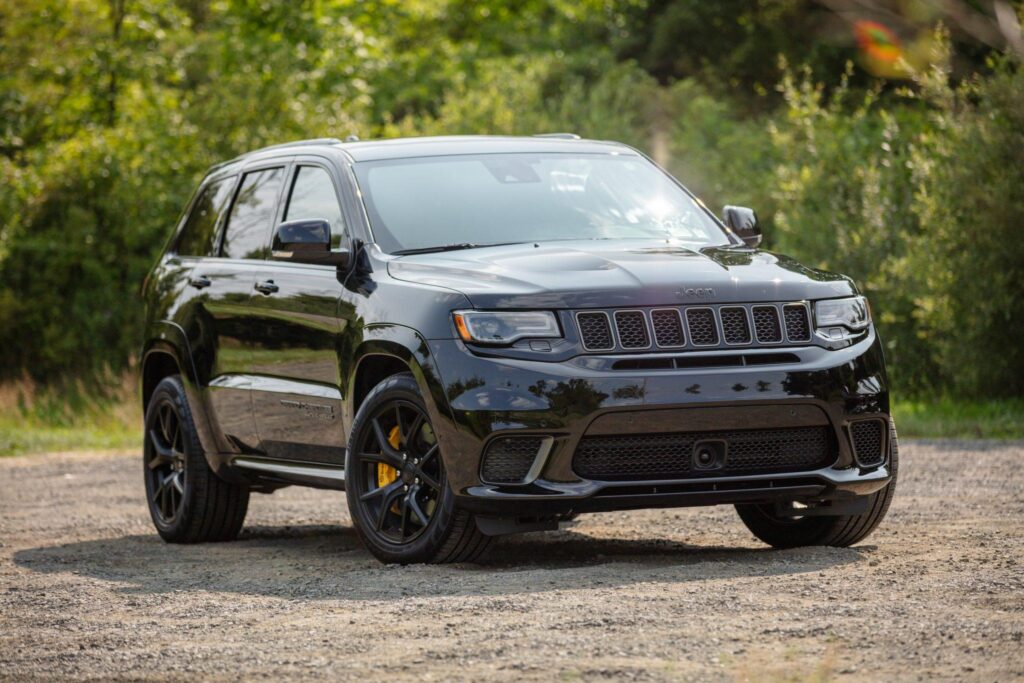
[246,162,351,464]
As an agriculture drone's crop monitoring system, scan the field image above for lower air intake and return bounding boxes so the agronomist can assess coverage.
[573,426,835,481]
[481,436,547,484]
[850,419,886,467]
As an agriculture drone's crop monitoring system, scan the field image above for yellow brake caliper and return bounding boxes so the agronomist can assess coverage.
[378,426,402,513]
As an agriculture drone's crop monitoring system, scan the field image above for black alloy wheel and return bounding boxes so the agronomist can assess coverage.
[354,399,443,543]
[145,399,188,525]
[143,375,249,543]
[345,372,491,564]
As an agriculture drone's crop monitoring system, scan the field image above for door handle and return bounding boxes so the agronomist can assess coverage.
[255,280,279,295]
[188,275,212,289]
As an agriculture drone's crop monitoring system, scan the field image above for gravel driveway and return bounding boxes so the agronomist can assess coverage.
[1,441,1022,681]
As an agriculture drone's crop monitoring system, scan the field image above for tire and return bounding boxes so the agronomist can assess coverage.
[143,375,249,543]
[345,372,490,564]
[735,420,899,549]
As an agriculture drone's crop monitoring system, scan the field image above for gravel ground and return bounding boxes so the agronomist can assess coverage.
[1,441,1022,682]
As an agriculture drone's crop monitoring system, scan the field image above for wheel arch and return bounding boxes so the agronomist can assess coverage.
[346,325,455,445]
[141,322,220,457]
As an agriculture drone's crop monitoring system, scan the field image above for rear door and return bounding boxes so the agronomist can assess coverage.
[194,161,290,454]
[246,159,353,463]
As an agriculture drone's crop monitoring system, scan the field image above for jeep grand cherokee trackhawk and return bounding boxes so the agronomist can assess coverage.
[140,135,897,563]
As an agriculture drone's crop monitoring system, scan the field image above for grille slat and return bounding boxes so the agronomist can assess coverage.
[850,420,886,467]
[573,426,835,481]
[614,311,650,349]
[686,308,719,345]
[784,304,811,342]
[651,309,685,347]
[720,307,752,344]
[577,312,613,350]
[752,306,783,343]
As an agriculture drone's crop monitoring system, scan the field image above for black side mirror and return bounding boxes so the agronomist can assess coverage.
[722,205,762,248]
[272,219,350,267]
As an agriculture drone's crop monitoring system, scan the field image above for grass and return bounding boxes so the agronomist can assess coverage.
[0,375,1020,456]
[892,397,1024,439]
[0,376,140,457]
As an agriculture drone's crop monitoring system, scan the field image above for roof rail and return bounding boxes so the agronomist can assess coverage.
[248,137,344,154]
[533,132,581,140]
[206,138,344,173]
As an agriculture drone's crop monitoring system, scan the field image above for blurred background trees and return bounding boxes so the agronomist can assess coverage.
[1,0,1022,399]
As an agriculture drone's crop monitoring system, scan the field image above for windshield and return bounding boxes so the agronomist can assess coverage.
[352,152,733,253]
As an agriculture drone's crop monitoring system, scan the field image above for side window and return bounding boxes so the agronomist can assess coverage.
[284,166,348,248]
[177,177,235,256]
[221,167,285,260]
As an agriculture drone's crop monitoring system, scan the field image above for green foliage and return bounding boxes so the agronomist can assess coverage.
[905,57,1024,397]
[0,0,1021,405]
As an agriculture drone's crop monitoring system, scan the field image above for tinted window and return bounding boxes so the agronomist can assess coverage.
[222,167,285,260]
[284,166,347,249]
[177,177,235,256]
[353,153,731,253]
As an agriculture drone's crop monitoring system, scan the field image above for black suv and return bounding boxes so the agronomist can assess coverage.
[141,135,897,563]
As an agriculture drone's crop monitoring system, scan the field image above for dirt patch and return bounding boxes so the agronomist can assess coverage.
[1,442,1022,681]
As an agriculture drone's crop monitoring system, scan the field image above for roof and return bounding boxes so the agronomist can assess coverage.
[338,135,634,162]
[208,135,635,173]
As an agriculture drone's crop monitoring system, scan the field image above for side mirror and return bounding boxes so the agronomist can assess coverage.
[722,205,762,248]
[271,219,350,267]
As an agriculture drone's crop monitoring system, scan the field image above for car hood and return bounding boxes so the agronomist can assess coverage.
[385,240,857,309]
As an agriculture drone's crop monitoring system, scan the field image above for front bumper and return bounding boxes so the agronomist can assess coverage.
[427,329,891,516]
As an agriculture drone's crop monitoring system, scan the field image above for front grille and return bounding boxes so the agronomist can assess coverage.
[686,308,719,345]
[850,420,886,467]
[614,310,650,349]
[481,436,546,483]
[575,301,816,354]
[720,307,752,344]
[651,309,685,347]
[573,426,835,481]
[752,306,783,343]
[577,312,613,350]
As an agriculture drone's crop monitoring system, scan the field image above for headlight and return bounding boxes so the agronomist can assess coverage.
[452,310,561,345]
[814,296,871,332]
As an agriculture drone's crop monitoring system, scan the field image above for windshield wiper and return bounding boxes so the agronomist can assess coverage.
[391,242,521,256]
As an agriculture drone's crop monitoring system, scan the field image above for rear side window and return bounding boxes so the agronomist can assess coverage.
[177,177,235,256]
[284,166,348,248]
[221,167,285,260]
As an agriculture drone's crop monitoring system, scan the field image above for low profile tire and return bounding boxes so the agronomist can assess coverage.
[345,372,490,564]
[143,375,249,543]
[735,420,899,549]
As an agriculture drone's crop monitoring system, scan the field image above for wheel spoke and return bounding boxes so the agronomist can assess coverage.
[405,413,425,449]
[370,419,404,466]
[148,430,175,467]
[359,450,403,469]
[360,479,402,502]
[171,471,185,495]
[408,489,430,527]
[418,470,440,492]
[375,485,404,531]
[394,405,406,444]
[158,404,174,444]
[158,475,172,519]
[419,443,439,467]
